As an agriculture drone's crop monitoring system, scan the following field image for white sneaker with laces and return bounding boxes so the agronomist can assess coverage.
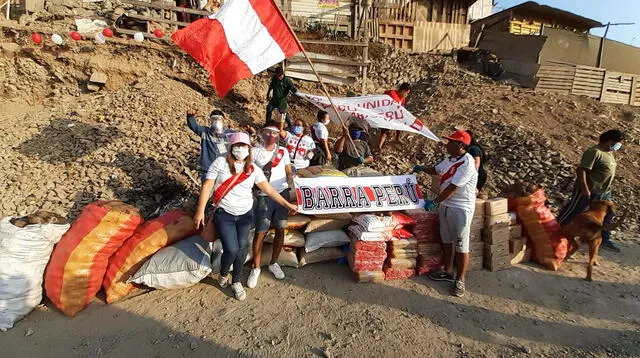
[218,274,230,288]
[247,268,261,288]
[231,282,246,301]
[268,263,285,280]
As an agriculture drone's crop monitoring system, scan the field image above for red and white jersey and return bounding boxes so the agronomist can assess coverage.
[284,132,315,169]
[435,153,478,213]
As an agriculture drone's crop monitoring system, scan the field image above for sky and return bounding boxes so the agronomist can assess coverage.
[495,0,640,47]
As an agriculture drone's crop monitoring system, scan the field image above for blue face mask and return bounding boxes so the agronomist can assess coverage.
[611,142,622,151]
[292,126,303,135]
[350,129,362,140]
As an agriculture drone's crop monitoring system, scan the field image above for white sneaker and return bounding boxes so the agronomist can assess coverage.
[268,263,285,280]
[218,274,230,288]
[231,282,246,301]
[247,268,261,288]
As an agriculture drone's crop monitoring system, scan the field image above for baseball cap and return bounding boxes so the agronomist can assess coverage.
[442,130,471,146]
[227,132,252,146]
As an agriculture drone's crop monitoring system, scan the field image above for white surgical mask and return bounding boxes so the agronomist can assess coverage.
[232,146,249,161]
[323,118,331,125]
[211,120,224,134]
[611,142,622,151]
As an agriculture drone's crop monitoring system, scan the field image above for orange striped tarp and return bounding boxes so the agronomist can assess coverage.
[44,201,142,317]
[103,209,198,303]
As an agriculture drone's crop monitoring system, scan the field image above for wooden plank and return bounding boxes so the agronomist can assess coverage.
[630,76,638,105]
[575,74,606,82]
[124,13,190,27]
[574,78,605,85]
[285,67,358,78]
[121,0,212,16]
[287,56,368,67]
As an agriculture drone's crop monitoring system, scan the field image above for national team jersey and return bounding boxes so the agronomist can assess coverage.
[252,145,291,194]
[283,132,315,169]
[435,153,478,213]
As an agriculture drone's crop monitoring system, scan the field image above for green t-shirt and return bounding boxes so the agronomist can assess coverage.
[268,76,297,109]
[580,145,616,194]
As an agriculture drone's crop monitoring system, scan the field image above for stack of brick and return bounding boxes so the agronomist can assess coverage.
[468,199,486,271]
[384,238,418,280]
[483,198,512,272]
[347,239,387,283]
[406,209,441,275]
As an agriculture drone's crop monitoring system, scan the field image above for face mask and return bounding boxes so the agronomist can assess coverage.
[611,142,622,151]
[350,129,362,140]
[292,126,303,135]
[232,146,249,161]
[323,118,331,125]
[211,120,223,134]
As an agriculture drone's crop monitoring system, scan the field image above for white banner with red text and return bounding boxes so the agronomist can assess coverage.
[296,92,440,141]
[294,175,425,215]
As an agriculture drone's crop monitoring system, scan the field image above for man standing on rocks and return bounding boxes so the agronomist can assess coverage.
[266,67,297,124]
[413,130,478,297]
[186,109,234,183]
[557,129,626,252]
[378,82,410,151]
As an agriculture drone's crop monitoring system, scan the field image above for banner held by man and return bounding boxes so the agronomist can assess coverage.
[297,92,440,141]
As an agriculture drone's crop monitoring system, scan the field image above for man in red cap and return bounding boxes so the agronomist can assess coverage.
[413,129,478,297]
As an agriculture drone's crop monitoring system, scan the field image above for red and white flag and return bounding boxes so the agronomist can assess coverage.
[171,0,302,97]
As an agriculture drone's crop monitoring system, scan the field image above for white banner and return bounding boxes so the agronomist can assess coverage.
[294,175,425,215]
[297,92,440,142]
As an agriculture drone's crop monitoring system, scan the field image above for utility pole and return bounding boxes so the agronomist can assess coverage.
[596,22,635,68]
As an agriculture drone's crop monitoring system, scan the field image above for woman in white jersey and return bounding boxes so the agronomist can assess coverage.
[194,132,297,301]
[279,118,315,170]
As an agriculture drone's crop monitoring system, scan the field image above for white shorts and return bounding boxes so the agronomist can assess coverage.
[438,205,471,254]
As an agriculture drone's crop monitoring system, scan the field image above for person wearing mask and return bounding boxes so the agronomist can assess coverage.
[310,110,332,166]
[186,109,234,183]
[466,130,487,194]
[335,122,374,171]
[557,129,626,252]
[247,124,294,288]
[378,82,411,151]
[194,132,297,301]
[279,119,315,170]
[266,67,297,124]
[413,130,478,298]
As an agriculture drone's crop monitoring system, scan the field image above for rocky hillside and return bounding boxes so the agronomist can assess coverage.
[0,21,638,233]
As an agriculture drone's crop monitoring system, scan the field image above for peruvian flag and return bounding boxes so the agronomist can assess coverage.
[171,0,302,97]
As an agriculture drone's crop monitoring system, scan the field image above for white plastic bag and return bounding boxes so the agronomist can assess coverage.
[347,224,389,242]
[128,235,212,290]
[305,229,350,253]
[0,217,70,331]
[351,214,394,232]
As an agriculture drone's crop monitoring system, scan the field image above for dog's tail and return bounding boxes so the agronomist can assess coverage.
[601,210,628,232]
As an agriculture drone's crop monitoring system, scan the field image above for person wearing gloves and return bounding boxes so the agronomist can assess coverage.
[279,119,315,170]
[248,124,294,288]
[186,109,234,183]
[335,122,374,171]
[194,132,297,301]
[413,130,478,298]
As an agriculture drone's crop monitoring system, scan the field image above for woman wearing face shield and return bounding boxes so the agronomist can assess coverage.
[279,118,315,170]
[186,109,235,183]
[194,132,298,301]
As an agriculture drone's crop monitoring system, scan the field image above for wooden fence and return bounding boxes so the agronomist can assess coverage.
[536,62,640,106]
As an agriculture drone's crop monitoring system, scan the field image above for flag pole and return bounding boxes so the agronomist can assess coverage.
[275,5,361,157]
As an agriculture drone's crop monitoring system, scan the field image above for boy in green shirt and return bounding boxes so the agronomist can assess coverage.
[266,67,297,125]
[557,129,625,252]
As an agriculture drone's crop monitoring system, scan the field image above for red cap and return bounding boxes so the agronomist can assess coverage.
[443,130,471,146]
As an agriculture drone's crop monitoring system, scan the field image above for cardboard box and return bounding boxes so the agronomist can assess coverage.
[485,213,511,228]
[484,243,509,257]
[485,259,511,272]
[468,256,484,271]
[509,224,522,240]
[417,242,442,256]
[482,225,510,245]
[474,198,486,217]
[510,246,530,265]
[485,198,508,216]
[470,228,483,242]
[471,216,484,232]
[509,238,526,254]
[469,242,484,257]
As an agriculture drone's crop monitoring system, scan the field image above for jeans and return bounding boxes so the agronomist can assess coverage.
[266,102,286,122]
[557,186,614,244]
[215,208,254,284]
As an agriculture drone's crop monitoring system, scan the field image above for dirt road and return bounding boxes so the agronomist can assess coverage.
[1,242,639,358]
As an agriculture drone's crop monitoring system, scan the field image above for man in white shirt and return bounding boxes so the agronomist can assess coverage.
[247,125,294,288]
[310,110,332,166]
[413,130,478,298]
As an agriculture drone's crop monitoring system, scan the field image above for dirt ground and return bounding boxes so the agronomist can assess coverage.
[1,243,639,358]
[1,22,639,358]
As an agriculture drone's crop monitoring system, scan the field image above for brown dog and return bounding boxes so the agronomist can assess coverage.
[562,200,626,281]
